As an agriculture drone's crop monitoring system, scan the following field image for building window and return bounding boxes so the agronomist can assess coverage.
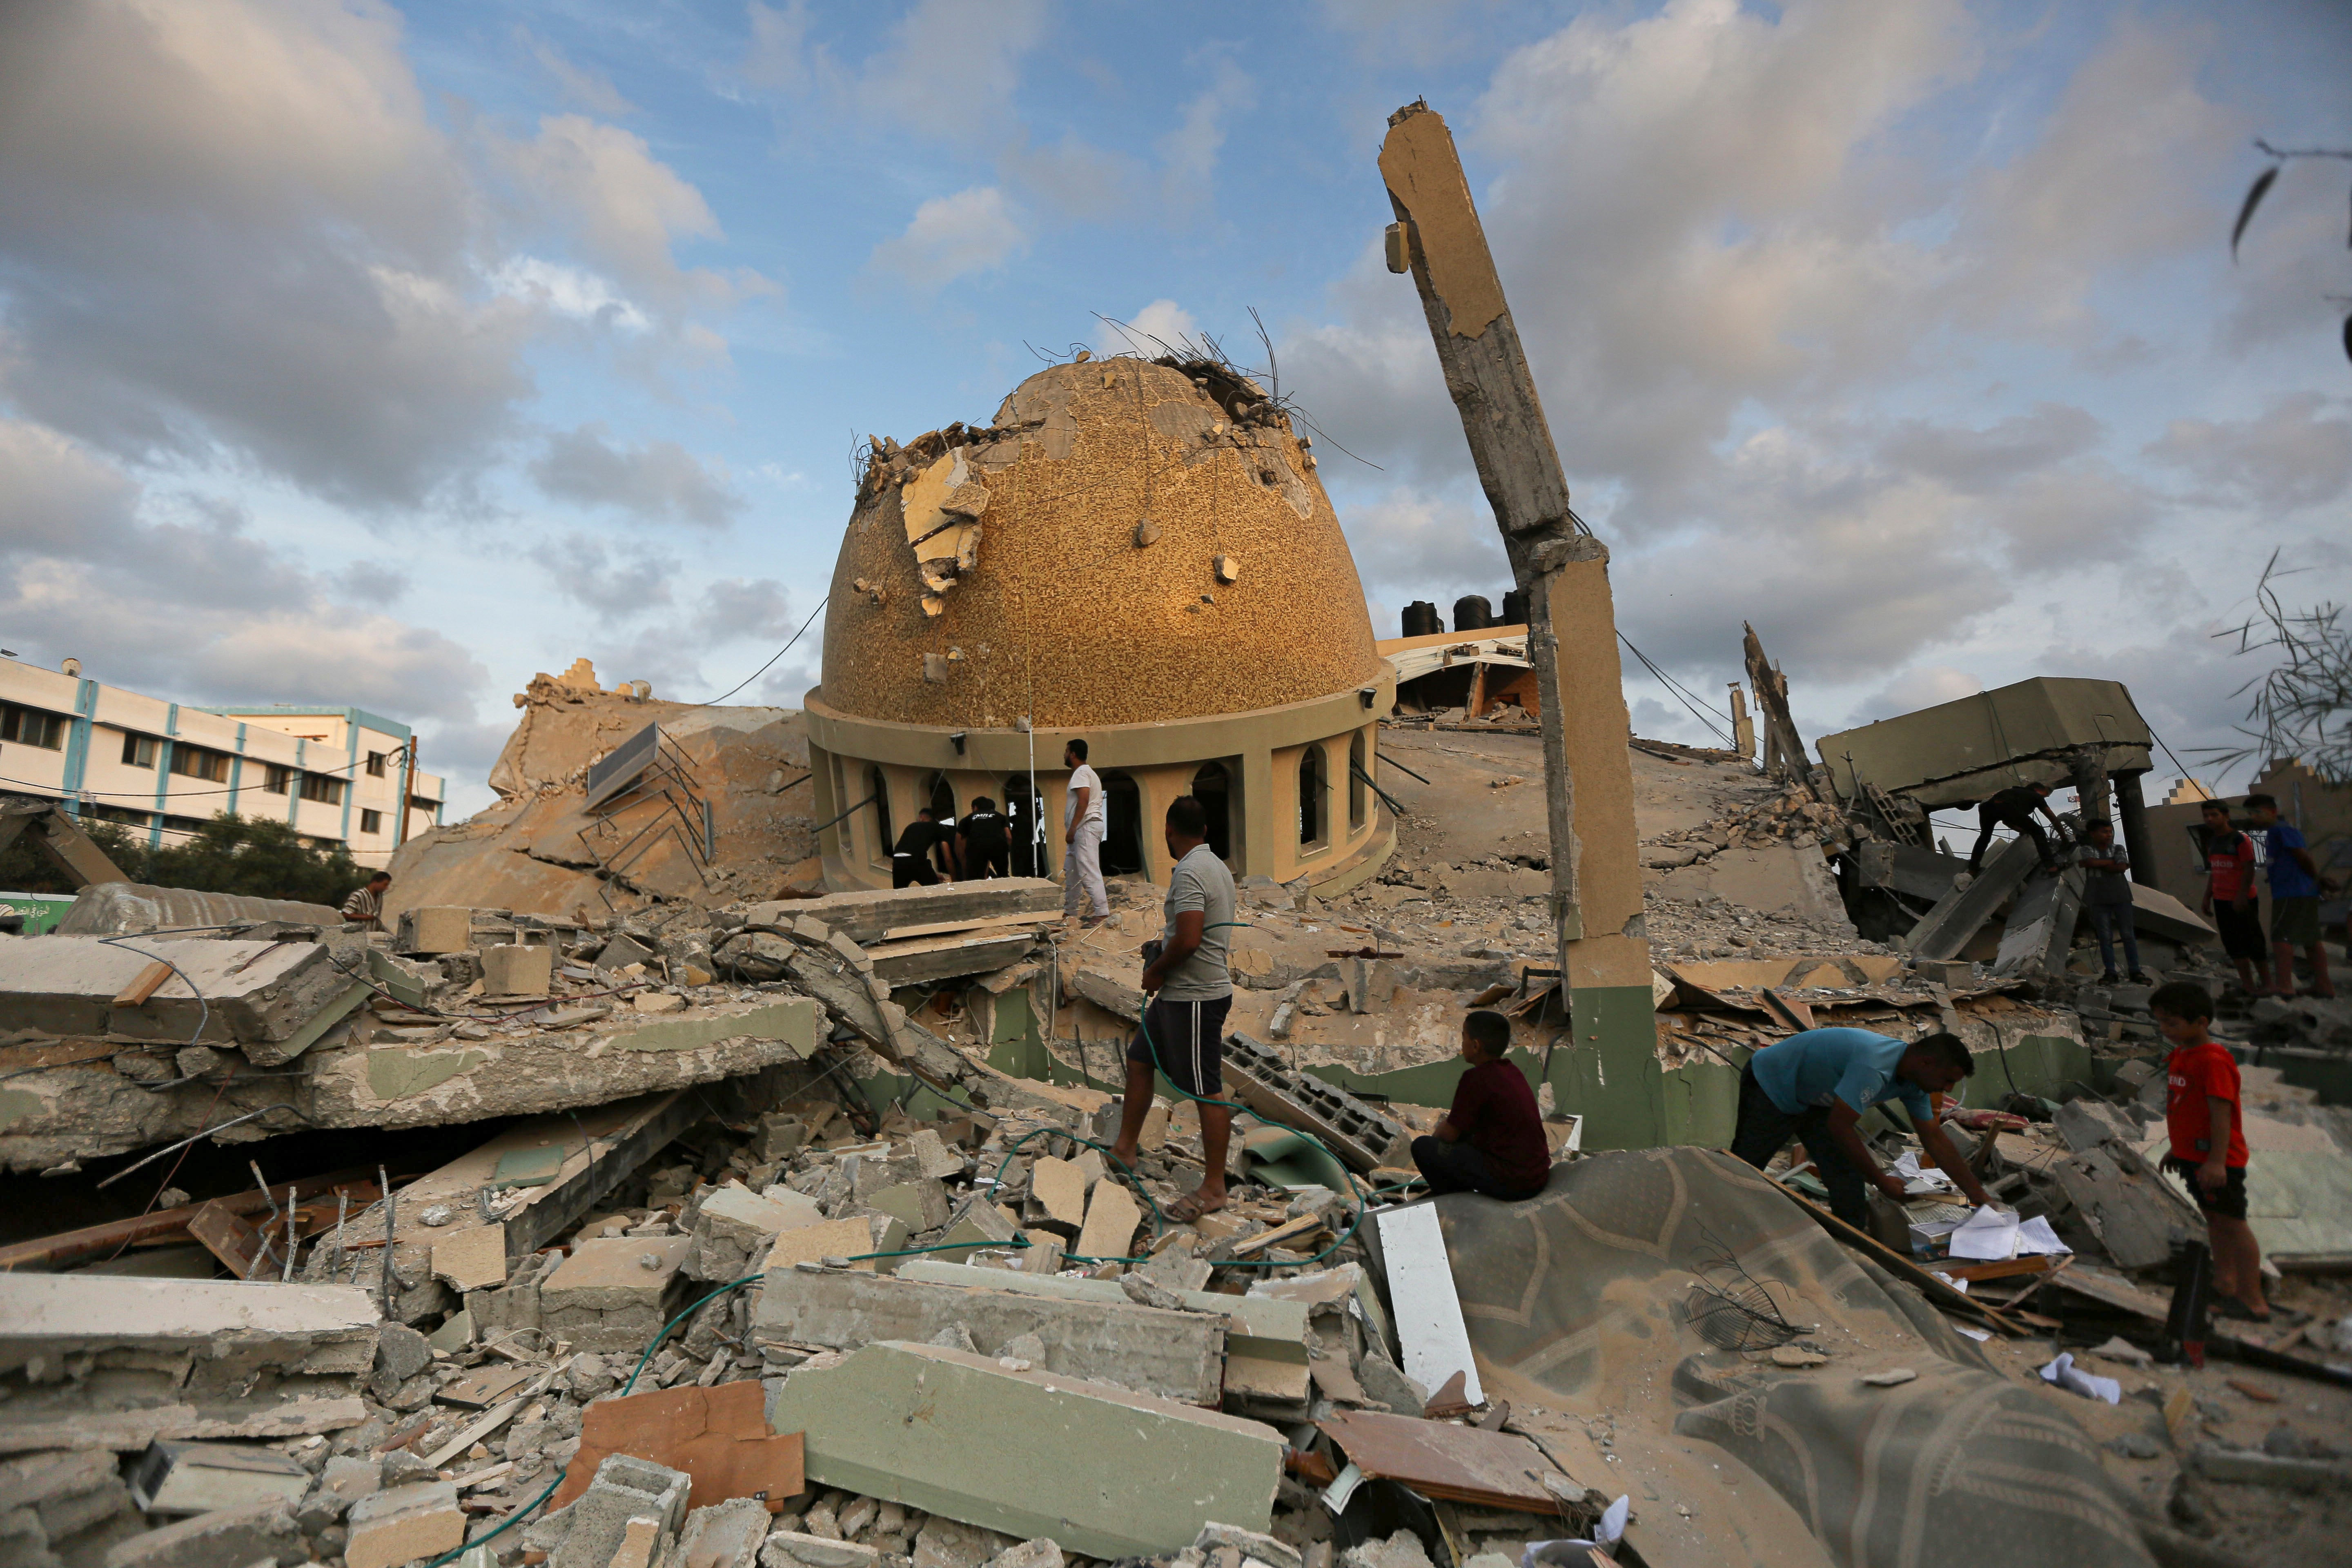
[121,733,158,768]
[161,815,207,835]
[360,808,383,835]
[408,793,437,813]
[1298,745,1327,849]
[169,746,230,783]
[262,764,292,795]
[366,751,388,777]
[298,773,345,805]
[1004,775,1043,878]
[1190,761,1234,865]
[1349,732,1368,829]
[1102,773,1145,876]
[0,703,68,751]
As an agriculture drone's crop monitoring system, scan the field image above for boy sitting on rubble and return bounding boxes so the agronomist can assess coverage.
[1411,1010,1552,1202]
[2151,981,2269,1322]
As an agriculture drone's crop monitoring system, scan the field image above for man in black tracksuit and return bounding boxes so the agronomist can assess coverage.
[1968,780,2063,874]
[891,808,956,888]
[957,796,1011,880]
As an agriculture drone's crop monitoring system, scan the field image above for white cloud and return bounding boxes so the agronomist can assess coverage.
[533,533,678,619]
[491,114,747,310]
[488,258,653,333]
[523,29,637,117]
[1158,59,1255,203]
[2145,392,2352,514]
[870,186,1027,290]
[1852,665,1983,725]
[531,424,744,528]
[853,0,1048,141]
[1098,300,1199,355]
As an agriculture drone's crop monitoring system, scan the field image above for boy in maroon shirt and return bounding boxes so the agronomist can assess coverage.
[2198,801,2270,997]
[1411,1010,1552,1201]
[2151,981,2266,1321]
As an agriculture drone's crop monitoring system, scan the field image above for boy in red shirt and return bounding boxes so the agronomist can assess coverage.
[1411,1010,1552,1201]
[2198,801,2270,997]
[2151,981,2266,1321]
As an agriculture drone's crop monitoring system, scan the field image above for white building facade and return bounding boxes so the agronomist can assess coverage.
[0,656,445,869]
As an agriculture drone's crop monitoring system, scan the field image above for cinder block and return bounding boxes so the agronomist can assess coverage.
[547,1456,690,1568]
[395,906,474,956]
[345,1481,463,1568]
[540,1237,691,1352]
[481,943,553,997]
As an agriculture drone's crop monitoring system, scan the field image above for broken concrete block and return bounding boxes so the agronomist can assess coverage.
[766,1341,1283,1558]
[431,1225,508,1293]
[0,1275,380,1390]
[395,906,474,956]
[546,1455,691,1568]
[1028,1158,1087,1231]
[635,991,687,1014]
[321,1454,379,1505]
[985,1542,1062,1568]
[345,1480,463,1568]
[675,1497,770,1568]
[481,941,553,997]
[100,1499,304,1568]
[908,1128,963,1181]
[897,1261,1307,1380]
[540,1236,692,1353]
[761,1215,909,1274]
[912,1517,1017,1568]
[751,1266,1226,1404]
[932,1199,1020,1264]
[1195,1523,1301,1568]
[686,1184,826,1282]
[763,1531,882,1568]
[1074,1181,1142,1262]
[869,1178,950,1235]
[752,1115,809,1164]
[0,1449,128,1544]
[597,932,659,973]
[128,1441,308,1517]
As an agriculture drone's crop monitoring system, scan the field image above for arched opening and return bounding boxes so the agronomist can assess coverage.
[1190,762,1233,865]
[1349,732,1368,830]
[1101,772,1145,876]
[867,764,893,866]
[1298,745,1327,849]
[925,772,957,824]
[1004,775,1044,878]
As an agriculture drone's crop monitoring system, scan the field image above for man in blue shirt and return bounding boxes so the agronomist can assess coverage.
[1732,1027,1993,1227]
[2246,793,2336,999]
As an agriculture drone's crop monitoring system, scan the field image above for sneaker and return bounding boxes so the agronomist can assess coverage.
[2098,971,2120,985]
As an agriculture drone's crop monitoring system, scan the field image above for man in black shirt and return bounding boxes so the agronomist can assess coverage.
[1967,779,2062,874]
[891,808,956,888]
[957,796,1011,880]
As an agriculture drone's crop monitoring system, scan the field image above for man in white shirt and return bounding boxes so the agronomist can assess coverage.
[1062,738,1109,925]
[341,871,391,931]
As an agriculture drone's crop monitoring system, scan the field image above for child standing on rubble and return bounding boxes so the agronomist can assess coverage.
[2151,981,2267,1322]
[2200,801,2271,997]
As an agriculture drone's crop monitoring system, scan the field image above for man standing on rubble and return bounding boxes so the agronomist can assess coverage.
[1966,779,2064,875]
[1732,1027,1994,1227]
[1109,795,1234,1223]
[2246,793,2336,998]
[340,870,390,931]
[1062,738,1109,925]
[2199,800,2271,996]
[2074,820,2149,986]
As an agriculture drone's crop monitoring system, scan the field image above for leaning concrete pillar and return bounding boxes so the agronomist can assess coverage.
[2114,771,2155,886]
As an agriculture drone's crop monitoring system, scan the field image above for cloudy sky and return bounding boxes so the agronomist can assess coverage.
[2,0,2346,827]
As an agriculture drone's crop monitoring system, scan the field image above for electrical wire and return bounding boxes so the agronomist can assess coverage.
[694,597,829,707]
[1615,633,1736,747]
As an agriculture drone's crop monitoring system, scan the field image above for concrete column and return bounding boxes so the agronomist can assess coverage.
[2114,770,2155,886]
[1239,746,1275,882]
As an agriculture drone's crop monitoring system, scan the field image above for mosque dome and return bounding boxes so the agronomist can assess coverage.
[815,356,1384,730]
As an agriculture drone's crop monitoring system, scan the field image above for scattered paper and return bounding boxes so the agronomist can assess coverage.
[1322,1461,1366,1515]
[1929,1272,1971,1295]
[1893,1151,1956,1194]
[2014,1215,2072,1256]
[1956,1326,1992,1342]
[2038,1352,2120,1405]
[1948,1206,2021,1261]
[1521,1496,1628,1566]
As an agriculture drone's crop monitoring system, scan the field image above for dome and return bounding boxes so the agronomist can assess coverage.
[816,357,1384,730]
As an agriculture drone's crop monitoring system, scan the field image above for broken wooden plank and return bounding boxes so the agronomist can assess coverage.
[1318,1409,1569,1511]
[111,961,175,1008]
[1927,1255,2052,1283]
[879,912,1056,943]
[1768,1176,2028,1336]
[1227,1214,1324,1258]
[0,1173,379,1272]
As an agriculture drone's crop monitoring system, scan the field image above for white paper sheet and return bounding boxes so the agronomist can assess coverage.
[1947,1205,2021,1261]
[2038,1351,2120,1404]
[1893,1150,1957,1194]
[2014,1215,2073,1256]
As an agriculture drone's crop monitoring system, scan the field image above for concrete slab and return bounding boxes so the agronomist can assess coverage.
[761,1216,909,1274]
[0,1276,379,1376]
[686,1184,826,1282]
[0,935,345,1058]
[752,1268,1226,1404]
[99,1498,303,1568]
[763,1341,1283,1558]
[1073,1182,1141,1262]
[345,1480,465,1568]
[747,880,1060,947]
[895,1261,1309,1367]
[541,1237,692,1353]
[1027,1158,1087,1229]
[431,1225,508,1292]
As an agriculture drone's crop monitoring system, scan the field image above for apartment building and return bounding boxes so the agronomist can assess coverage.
[0,655,445,869]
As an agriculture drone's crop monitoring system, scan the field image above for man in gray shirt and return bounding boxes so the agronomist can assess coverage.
[1108,794,1236,1223]
[2074,819,2147,985]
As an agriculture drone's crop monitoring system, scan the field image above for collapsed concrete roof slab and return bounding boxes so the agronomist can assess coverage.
[0,935,346,1052]
[54,882,342,936]
[1814,677,2153,809]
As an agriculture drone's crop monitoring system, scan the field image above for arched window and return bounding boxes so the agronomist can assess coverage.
[1101,773,1145,876]
[1298,745,1327,848]
[868,764,893,865]
[1348,731,1368,830]
[1004,775,1043,878]
[1190,761,1233,864]
[925,771,956,822]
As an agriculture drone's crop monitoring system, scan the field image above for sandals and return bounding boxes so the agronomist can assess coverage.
[1166,1193,1227,1225]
